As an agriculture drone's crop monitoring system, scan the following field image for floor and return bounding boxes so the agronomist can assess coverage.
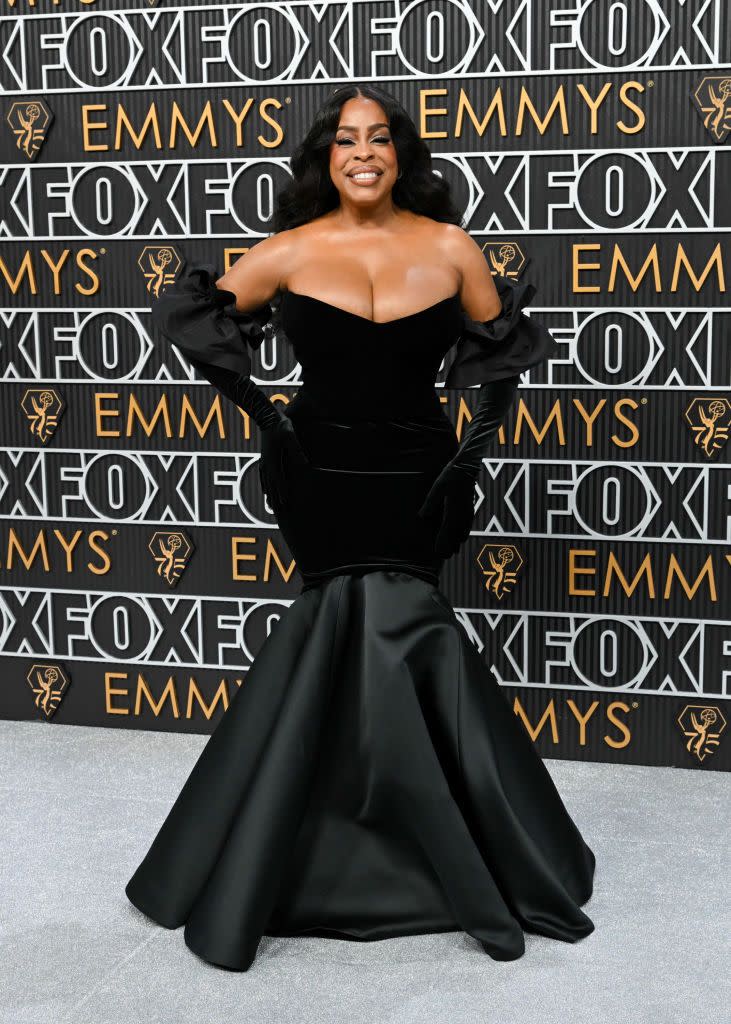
[1,719,728,1024]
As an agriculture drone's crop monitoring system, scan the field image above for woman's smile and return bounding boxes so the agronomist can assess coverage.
[347,168,384,186]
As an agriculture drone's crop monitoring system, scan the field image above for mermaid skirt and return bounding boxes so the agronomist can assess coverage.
[126,571,595,969]
[125,403,596,969]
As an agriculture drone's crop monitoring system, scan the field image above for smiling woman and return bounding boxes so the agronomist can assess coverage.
[126,83,593,974]
[333,118,395,189]
[270,83,465,236]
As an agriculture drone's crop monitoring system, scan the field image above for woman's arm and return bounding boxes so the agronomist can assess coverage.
[440,224,503,322]
[418,225,555,557]
[149,233,309,505]
[215,230,296,311]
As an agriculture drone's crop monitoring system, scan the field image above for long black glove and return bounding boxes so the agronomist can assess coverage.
[187,358,309,507]
[150,261,309,505]
[417,376,520,558]
[418,274,557,558]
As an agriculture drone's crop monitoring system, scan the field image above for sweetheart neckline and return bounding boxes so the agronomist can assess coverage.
[282,288,461,325]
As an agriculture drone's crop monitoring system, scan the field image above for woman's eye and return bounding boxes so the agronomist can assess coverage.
[335,136,392,146]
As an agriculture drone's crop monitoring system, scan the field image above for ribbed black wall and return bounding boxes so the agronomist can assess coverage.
[1,1,729,770]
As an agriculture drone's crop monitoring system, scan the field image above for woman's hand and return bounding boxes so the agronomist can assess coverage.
[417,462,478,558]
[418,375,521,557]
[258,415,310,507]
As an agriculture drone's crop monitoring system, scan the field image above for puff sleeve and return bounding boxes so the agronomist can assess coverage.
[150,261,282,430]
[443,275,557,388]
[151,261,272,377]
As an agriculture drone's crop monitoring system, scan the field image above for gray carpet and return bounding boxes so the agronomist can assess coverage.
[1,719,728,1024]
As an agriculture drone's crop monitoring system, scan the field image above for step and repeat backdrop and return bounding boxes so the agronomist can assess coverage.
[1,0,729,770]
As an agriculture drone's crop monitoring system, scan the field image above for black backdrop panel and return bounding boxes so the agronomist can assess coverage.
[1,1,729,771]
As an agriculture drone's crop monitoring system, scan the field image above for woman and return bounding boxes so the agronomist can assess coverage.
[125,84,596,970]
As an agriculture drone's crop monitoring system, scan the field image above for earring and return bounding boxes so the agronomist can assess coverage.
[396,171,403,180]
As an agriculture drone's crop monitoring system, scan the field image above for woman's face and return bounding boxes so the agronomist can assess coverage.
[329,96,399,205]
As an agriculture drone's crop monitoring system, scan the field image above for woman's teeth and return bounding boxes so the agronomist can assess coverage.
[351,172,379,180]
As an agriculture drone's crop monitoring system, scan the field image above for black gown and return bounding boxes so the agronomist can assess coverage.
[125,269,596,970]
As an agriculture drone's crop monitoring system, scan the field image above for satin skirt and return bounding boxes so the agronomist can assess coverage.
[125,571,596,970]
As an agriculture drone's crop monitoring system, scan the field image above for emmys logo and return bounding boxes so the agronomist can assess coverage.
[6,99,53,160]
[21,388,65,444]
[677,705,726,763]
[138,246,182,299]
[27,663,70,719]
[690,76,731,143]
[480,242,528,280]
[476,543,523,598]
[683,397,731,459]
[148,530,194,586]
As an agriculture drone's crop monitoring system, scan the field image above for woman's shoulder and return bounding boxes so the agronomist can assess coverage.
[404,216,473,260]
[430,219,475,253]
[231,228,308,299]
[265,220,325,266]
[253,226,301,259]
[260,223,324,295]
[430,222,495,289]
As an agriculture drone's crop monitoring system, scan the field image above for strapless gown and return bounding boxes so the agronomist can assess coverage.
[125,274,596,970]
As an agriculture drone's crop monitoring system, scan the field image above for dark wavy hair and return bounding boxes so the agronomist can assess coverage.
[272,84,464,232]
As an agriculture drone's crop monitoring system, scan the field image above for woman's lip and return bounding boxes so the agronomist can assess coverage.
[347,170,383,186]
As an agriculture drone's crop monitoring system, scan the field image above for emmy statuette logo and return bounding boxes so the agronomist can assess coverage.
[676,705,727,763]
[21,388,65,444]
[138,246,183,299]
[6,99,53,160]
[476,543,524,598]
[26,663,70,719]
[690,76,731,143]
[480,242,529,280]
[148,530,194,586]
[683,397,731,459]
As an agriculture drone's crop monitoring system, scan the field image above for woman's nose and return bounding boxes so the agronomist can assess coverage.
[353,138,375,159]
